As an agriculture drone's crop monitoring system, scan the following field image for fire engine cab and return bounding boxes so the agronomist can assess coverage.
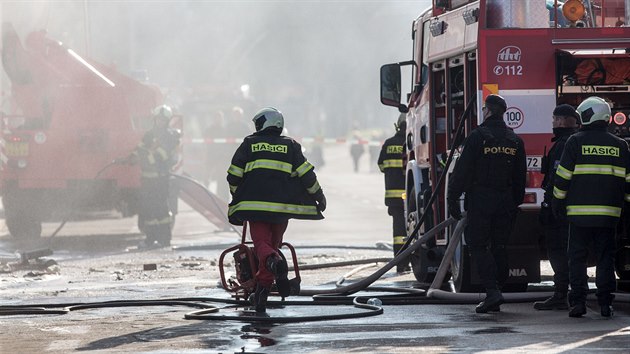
[380,0,630,292]
[1,24,165,239]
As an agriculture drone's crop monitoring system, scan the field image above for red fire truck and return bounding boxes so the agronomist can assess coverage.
[0,25,165,239]
[380,0,630,292]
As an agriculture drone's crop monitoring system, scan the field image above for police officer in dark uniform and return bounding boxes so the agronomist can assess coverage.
[552,96,630,318]
[378,113,410,273]
[227,107,326,313]
[447,94,527,313]
[534,104,580,310]
[134,105,181,249]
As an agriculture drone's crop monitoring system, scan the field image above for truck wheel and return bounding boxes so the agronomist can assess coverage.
[6,213,42,239]
[450,242,482,293]
[3,193,43,239]
[410,245,447,284]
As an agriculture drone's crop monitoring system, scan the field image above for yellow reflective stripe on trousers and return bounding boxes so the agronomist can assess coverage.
[228,164,244,177]
[307,180,321,194]
[573,164,625,178]
[228,200,318,216]
[155,147,168,161]
[146,216,172,226]
[385,189,405,199]
[393,236,406,245]
[556,165,573,180]
[625,193,630,202]
[553,186,567,199]
[229,184,237,193]
[382,159,403,169]
[566,205,621,217]
[245,159,293,174]
[147,153,156,165]
[626,173,630,182]
[295,161,314,177]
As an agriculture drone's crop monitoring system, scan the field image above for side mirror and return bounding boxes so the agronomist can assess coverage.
[380,63,403,109]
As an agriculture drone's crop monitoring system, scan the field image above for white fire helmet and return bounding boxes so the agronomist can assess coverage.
[576,96,611,126]
[152,105,173,121]
[252,107,284,132]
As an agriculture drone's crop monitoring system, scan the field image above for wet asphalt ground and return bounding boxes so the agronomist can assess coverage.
[1,145,629,353]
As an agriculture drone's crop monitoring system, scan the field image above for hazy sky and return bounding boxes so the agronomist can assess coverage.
[1,0,432,137]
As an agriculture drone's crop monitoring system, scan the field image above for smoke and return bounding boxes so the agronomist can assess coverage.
[1,0,431,138]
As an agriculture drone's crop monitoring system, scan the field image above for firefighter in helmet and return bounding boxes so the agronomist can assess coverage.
[227,107,326,313]
[134,104,180,249]
[447,94,527,313]
[534,104,580,311]
[378,113,410,273]
[551,96,630,318]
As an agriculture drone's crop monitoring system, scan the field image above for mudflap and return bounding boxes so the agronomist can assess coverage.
[411,245,446,284]
[170,173,232,231]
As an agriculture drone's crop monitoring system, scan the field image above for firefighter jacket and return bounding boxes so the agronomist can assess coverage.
[135,127,180,178]
[552,125,630,228]
[227,129,324,225]
[447,116,527,215]
[378,129,405,208]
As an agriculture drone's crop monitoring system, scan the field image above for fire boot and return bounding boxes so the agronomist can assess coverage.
[250,285,270,313]
[533,293,568,310]
[600,305,613,318]
[288,278,301,296]
[267,254,290,298]
[568,302,587,318]
[476,289,504,314]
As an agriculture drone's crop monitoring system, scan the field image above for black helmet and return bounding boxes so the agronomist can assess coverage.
[485,94,507,112]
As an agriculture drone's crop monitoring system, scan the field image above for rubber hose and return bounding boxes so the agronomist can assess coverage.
[426,215,585,303]
[183,296,382,323]
[298,216,458,296]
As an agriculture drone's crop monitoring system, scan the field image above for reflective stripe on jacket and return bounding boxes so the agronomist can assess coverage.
[552,126,630,227]
[378,131,405,207]
[227,130,324,225]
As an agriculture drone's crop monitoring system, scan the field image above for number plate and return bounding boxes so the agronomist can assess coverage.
[527,156,542,171]
[5,142,29,156]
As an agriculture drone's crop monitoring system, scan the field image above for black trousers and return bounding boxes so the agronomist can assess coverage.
[545,223,570,294]
[465,210,513,291]
[389,206,409,266]
[138,176,172,244]
[567,223,616,307]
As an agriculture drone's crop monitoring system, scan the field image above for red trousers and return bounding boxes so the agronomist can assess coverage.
[249,221,288,288]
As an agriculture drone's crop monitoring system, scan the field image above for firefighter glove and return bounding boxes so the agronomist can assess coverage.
[448,198,462,220]
[316,193,327,212]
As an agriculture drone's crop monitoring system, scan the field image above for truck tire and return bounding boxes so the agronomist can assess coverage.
[450,242,482,293]
[3,192,43,239]
[410,245,447,284]
[6,214,42,239]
